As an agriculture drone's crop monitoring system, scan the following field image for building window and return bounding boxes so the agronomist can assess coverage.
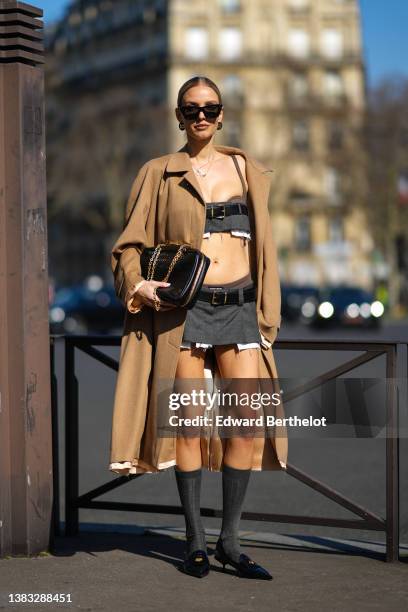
[325,167,342,205]
[287,0,309,10]
[185,27,208,59]
[327,121,343,150]
[143,8,157,24]
[295,216,311,251]
[68,11,82,26]
[222,74,244,106]
[289,72,309,102]
[219,0,241,13]
[224,119,241,147]
[328,216,344,243]
[219,27,242,60]
[289,189,312,208]
[288,29,310,58]
[323,70,343,98]
[320,29,343,59]
[292,119,310,151]
[55,37,68,55]
[84,6,98,20]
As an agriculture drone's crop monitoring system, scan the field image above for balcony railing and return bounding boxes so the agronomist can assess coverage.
[285,91,349,112]
[171,51,363,69]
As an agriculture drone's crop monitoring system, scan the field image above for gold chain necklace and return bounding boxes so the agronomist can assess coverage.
[191,152,215,177]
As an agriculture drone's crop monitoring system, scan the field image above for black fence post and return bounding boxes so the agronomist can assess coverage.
[385,345,399,562]
[50,337,61,544]
[65,338,79,536]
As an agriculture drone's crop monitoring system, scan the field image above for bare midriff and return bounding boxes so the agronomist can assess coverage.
[200,232,251,285]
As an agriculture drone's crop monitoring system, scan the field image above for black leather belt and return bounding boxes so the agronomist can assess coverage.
[197,285,256,306]
[206,203,248,220]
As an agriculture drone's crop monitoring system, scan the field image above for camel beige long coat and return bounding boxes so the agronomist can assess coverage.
[109,144,288,475]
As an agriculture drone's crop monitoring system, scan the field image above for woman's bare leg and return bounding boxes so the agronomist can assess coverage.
[174,346,206,470]
[214,345,260,469]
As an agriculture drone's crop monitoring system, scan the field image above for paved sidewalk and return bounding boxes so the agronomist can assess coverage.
[1,527,407,612]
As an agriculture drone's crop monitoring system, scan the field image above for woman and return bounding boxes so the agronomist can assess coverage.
[109,76,288,580]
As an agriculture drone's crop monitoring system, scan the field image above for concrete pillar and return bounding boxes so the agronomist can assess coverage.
[0,1,53,556]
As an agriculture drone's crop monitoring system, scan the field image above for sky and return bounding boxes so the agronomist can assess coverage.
[38,0,408,87]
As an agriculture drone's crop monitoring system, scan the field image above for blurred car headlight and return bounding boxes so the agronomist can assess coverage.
[318,301,334,318]
[86,275,104,291]
[301,300,316,318]
[50,306,66,323]
[371,300,384,318]
[359,302,372,318]
[346,303,360,318]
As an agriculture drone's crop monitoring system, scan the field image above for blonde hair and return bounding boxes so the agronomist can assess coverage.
[177,75,222,107]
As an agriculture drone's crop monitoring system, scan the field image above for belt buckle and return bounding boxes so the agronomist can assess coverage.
[211,289,227,305]
[211,204,225,219]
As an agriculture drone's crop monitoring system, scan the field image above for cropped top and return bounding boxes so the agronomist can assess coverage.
[203,154,251,240]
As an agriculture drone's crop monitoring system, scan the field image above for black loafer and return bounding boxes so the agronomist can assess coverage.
[180,549,210,578]
[214,539,273,580]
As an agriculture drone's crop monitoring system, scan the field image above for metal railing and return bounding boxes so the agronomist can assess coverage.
[50,335,404,562]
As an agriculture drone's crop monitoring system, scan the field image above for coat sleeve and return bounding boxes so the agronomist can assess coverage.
[258,210,282,346]
[111,161,158,308]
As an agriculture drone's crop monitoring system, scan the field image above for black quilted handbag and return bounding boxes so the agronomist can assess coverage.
[140,242,210,309]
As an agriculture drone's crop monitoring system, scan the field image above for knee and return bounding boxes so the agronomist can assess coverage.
[227,436,255,454]
[176,436,201,451]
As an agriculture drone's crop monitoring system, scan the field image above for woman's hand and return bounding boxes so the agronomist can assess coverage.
[131,280,177,311]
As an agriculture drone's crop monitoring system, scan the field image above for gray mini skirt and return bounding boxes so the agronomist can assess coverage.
[181,272,261,347]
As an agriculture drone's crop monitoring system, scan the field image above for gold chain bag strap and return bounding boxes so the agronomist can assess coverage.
[140,241,211,309]
[146,243,188,310]
[146,243,187,282]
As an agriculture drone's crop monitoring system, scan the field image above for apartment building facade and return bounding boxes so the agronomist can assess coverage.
[45,0,372,287]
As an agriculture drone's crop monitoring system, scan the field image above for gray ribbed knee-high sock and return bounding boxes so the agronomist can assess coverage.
[219,464,251,563]
[174,466,206,556]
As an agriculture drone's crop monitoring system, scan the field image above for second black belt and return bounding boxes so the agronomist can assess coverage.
[197,285,256,306]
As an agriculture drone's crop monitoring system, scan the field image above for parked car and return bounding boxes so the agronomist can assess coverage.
[49,276,125,334]
[311,285,385,328]
[281,284,320,324]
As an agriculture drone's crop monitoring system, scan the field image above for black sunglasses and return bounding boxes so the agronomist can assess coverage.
[179,103,223,121]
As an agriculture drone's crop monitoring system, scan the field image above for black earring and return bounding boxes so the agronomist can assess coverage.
[179,122,185,130]
[217,122,222,130]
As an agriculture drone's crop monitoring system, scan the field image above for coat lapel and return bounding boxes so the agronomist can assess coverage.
[164,146,207,206]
